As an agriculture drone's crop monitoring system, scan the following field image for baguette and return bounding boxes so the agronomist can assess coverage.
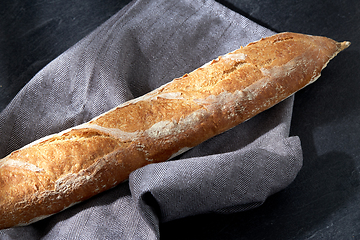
[0,32,350,229]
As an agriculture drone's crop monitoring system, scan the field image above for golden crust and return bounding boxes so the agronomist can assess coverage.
[0,32,350,229]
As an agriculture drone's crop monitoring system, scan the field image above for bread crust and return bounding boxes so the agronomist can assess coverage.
[0,32,350,229]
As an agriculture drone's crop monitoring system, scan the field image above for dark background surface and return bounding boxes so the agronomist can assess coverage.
[1,0,359,239]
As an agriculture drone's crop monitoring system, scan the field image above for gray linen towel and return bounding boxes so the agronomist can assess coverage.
[0,0,303,239]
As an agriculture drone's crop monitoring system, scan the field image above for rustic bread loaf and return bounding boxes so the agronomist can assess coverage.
[0,32,350,229]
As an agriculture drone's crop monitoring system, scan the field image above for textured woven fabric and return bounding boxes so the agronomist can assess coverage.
[0,0,303,239]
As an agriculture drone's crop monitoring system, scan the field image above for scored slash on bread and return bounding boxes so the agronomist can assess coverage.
[0,32,350,229]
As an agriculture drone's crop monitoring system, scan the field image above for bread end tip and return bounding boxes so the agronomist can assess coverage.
[340,41,351,51]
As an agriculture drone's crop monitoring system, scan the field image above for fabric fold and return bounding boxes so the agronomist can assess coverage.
[130,102,303,223]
